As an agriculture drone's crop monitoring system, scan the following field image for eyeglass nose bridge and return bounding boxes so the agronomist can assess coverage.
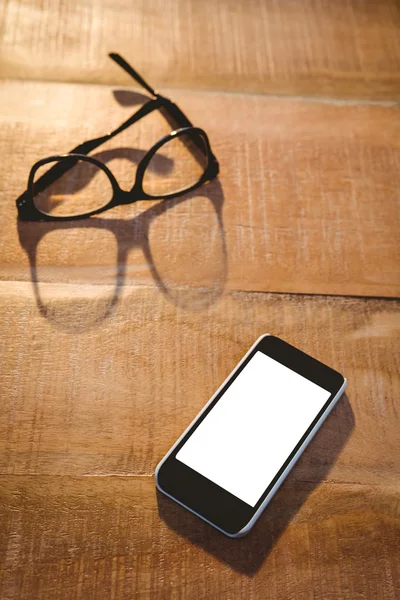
[109,185,139,206]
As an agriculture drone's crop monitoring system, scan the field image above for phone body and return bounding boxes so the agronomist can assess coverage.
[155,334,347,538]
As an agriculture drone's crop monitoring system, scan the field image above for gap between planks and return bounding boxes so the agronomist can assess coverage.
[1,280,399,304]
[1,76,400,108]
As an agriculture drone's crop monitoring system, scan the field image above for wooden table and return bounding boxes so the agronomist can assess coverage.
[0,1,399,598]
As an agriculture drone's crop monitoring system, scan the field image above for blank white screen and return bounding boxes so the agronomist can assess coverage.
[176,351,331,506]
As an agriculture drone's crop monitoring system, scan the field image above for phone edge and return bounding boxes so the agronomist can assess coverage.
[155,333,270,484]
[155,336,347,538]
[234,376,347,537]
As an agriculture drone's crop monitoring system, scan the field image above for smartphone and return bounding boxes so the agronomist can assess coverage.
[155,334,347,538]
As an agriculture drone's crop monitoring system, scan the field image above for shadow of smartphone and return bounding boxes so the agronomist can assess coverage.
[157,394,354,575]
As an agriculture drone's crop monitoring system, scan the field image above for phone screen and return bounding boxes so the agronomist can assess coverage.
[176,351,331,507]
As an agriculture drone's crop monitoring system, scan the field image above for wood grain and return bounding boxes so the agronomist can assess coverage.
[0,281,399,598]
[1,0,400,100]
[1,1,400,597]
[1,79,399,298]
[0,476,399,599]
[1,284,399,482]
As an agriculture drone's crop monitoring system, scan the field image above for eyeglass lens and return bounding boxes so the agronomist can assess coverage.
[142,131,208,197]
[32,158,114,218]
[32,131,209,217]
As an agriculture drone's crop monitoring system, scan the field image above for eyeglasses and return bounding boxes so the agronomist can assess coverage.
[16,53,219,221]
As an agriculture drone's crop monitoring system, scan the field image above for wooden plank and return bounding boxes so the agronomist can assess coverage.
[0,476,398,599]
[1,80,400,297]
[1,0,400,100]
[0,282,399,485]
[0,2,398,598]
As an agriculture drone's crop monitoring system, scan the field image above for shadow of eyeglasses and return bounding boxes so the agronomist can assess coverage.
[112,89,150,107]
[17,166,227,332]
[33,147,175,211]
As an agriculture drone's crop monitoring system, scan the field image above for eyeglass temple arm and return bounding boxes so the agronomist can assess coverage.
[17,98,163,205]
[17,52,216,208]
[109,53,157,97]
[108,52,198,133]
[160,98,219,169]
[159,97,193,129]
[72,97,162,155]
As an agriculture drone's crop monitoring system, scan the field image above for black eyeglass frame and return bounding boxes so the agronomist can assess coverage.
[16,53,219,221]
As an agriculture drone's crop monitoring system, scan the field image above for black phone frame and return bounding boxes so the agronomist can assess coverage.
[156,335,345,536]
